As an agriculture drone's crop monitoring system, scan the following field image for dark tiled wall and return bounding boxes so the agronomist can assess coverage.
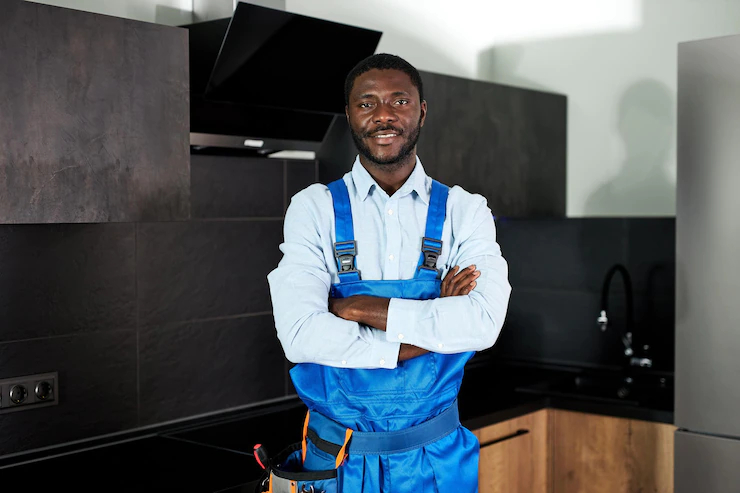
[0,154,318,458]
[492,217,676,372]
[0,156,675,458]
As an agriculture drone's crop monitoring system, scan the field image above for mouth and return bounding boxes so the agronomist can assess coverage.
[368,129,402,144]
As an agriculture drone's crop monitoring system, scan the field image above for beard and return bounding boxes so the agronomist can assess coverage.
[350,115,423,169]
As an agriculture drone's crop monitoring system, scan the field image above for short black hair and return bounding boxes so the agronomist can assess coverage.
[344,53,424,106]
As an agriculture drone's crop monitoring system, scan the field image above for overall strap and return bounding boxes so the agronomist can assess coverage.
[327,179,361,282]
[416,180,449,280]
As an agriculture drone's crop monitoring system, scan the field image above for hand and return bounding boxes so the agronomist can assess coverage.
[440,265,480,297]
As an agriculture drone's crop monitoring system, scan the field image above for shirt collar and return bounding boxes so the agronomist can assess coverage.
[350,155,431,205]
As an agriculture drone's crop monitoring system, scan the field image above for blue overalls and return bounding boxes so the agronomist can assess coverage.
[267,178,478,493]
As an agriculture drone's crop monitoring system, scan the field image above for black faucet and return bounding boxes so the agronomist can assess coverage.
[598,263,652,368]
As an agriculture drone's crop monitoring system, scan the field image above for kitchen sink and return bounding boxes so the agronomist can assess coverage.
[515,371,674,410]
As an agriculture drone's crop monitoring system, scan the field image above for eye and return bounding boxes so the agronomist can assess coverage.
[359,102,373,109]
[395,99,409,105]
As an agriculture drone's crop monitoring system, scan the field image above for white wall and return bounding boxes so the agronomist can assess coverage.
[24,0,740,216]
[287,0,740,217]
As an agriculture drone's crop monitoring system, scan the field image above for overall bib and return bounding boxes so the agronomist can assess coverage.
[265,178,478,493]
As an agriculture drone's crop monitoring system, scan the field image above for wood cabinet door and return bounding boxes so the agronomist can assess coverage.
[551,409,675,493]
[474,409,550,493]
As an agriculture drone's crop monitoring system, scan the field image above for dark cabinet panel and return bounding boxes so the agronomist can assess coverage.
[0,2,190,223]
[417,71,566,217]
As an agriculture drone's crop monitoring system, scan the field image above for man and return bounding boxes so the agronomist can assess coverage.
[267,54,511,492]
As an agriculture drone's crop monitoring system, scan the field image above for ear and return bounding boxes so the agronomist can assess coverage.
[345,105,351,124]
[419,100,428,128]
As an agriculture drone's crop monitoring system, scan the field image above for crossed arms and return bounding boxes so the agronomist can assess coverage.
[267,190,511,370]
[327,265,482,362]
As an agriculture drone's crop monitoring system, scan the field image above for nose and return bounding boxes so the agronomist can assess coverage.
[372,102,397,124]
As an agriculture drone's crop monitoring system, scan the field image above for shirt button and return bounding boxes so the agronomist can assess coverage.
[438,343,444,349]
[341,360,347,365]
[398,334,404,340]
[387,209,393,215]
[388,254,395,261]
[380,359,386,365]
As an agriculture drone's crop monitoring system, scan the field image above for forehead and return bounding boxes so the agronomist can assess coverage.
[350,69,419,99]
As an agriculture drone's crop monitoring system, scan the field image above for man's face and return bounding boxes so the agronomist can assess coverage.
[346,69,427,167]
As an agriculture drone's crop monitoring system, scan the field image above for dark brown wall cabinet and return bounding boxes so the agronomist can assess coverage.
[0,1,190,223]
[418,71,566,218]
[318,70,566,217]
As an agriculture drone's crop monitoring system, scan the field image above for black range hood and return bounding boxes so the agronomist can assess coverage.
[183,2,382,155]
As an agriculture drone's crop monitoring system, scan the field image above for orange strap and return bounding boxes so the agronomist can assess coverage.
[301,410,310,463]
[335,428,354,469]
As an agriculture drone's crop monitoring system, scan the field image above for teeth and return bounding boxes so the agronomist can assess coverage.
[375,134,397,138]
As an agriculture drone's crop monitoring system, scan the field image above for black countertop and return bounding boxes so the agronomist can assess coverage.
[0,360,673,491]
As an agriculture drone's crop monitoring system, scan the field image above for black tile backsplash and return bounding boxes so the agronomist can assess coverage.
[626,218,676,294]
[191,155,285,219]
[0,223,136,342]
[136,220,283,326]
[493,288,624,367]
[0,330,137,456]
[286,159,319,210]
[0,155,313,459]
[493,217,676,372]
[139,315,286,425]
[0,151,675,460]
[496,218,627,292]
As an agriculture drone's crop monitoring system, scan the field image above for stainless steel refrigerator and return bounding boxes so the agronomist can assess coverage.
[675,34,740,491]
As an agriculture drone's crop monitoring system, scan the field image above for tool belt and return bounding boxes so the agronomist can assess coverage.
[253,401,460,493]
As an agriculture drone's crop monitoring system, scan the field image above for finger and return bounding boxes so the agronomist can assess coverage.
[441,266,459,295]
[464,280,477,295]
[449,265,477,293]
[443,266,459,284]
[452,270,481,296]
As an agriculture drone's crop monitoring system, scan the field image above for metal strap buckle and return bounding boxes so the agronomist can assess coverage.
[334,240,358,273]
[419,237,443,271]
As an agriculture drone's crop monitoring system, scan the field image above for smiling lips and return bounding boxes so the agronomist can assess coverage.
[369,129,402,144]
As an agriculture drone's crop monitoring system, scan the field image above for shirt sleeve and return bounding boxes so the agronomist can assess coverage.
[267,188,401,369]
[385,193,511,353]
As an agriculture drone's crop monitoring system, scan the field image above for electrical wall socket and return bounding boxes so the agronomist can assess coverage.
[0,372,58,414]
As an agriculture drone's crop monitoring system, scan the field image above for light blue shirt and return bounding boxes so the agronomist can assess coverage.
[267,156,511,370]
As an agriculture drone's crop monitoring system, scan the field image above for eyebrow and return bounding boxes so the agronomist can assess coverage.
[355,91,411,100]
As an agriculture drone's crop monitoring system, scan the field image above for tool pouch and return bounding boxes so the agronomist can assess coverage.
[257,411,352,493]
[259,443,340,493]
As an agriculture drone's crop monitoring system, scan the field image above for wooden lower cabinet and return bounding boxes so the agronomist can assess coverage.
[473,409,675,493]
[474,409,550,493]
[550,409,676,493]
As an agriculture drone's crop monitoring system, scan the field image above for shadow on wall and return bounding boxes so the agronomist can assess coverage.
[477,44,556,94]
[473,0,740,216]
[584,79,675,216]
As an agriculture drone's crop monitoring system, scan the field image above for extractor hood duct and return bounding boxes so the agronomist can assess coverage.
[183,2,382,155]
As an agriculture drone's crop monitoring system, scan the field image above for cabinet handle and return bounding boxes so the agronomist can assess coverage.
[479,429,529,448]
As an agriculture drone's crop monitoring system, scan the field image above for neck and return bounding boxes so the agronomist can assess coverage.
[359,152,417,197]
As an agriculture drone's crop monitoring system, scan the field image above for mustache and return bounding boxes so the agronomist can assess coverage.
[364,125,403,138]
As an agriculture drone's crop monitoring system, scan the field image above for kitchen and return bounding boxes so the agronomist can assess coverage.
[0,0,737,491]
